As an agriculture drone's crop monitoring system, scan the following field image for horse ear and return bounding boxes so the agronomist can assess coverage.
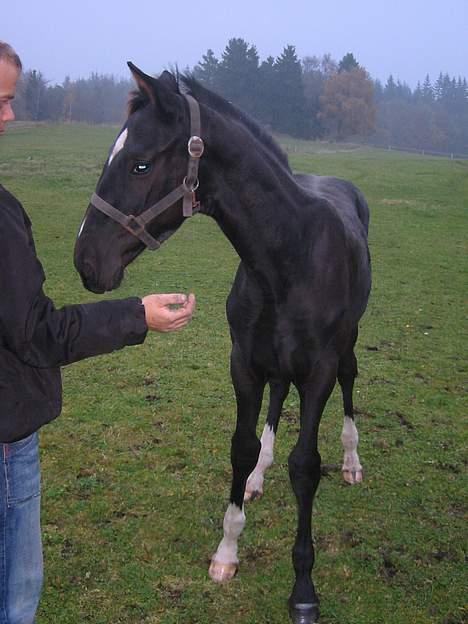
[127,62,157,104]
[159,70,179,93]
[127,62,179,119]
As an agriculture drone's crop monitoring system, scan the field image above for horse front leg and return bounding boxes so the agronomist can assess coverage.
[209,345,264,583]
[288,358,338,624]
[245,378,290,502]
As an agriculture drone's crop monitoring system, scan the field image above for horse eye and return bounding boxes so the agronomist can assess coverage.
[132,162,152,175]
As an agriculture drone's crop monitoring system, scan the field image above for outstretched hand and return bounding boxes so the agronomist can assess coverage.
[141,293,196,333]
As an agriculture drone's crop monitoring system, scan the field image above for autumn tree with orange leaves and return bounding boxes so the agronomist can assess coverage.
[319,67,376,140]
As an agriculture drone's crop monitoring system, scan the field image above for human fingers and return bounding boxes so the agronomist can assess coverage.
[165,299,195,323]
[157,312,191,332]
[184,293,196,313]
[154,293,188,307]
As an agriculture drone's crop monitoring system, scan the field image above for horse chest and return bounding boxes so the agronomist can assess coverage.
[231,311,314,381]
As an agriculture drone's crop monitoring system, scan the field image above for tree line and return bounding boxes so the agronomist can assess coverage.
[12,38,468,155]
[373,73,468,154]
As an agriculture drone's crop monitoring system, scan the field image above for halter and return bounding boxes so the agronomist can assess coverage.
[89,94,204,251]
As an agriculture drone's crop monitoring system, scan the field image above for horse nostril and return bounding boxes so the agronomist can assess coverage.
[75,256,96,282]
[74,242,95,277]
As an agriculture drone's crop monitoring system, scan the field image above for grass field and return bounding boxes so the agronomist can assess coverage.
[1,123,466,624]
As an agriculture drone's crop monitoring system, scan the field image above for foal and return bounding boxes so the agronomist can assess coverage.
[74,65,371,623]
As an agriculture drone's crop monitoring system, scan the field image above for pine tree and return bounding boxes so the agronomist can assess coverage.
[422,75,434,102]
[216,38,260,116]
[414,81,423,102]
[256,56,278,126]
[384,75,397,100]
[194,49,219,89]
[338,53,360,73]
[24,70,48,120]
[273,45,308,136]
[434,72,444,100]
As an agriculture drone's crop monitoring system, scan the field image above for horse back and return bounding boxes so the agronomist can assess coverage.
[294,173,370,235]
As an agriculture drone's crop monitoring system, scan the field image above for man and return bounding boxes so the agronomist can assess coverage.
[0,41,196,623]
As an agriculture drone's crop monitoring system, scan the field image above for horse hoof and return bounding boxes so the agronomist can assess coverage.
[244,488,262,502]
[288,602,320,624]
[342,468,363,485]
[208,559,238,583]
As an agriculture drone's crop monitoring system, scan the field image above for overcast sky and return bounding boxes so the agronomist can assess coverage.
[4,0,467,87]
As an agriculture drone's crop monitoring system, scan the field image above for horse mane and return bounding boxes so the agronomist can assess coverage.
[127,72,290,171]
[181,74,291,171]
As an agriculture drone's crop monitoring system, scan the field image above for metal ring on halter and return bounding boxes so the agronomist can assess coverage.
[183,176,200,192]
[188,136,204,158]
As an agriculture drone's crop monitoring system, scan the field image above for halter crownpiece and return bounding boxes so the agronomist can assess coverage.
[89,94,204,251]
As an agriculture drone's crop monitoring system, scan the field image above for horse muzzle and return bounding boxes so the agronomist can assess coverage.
[74,242,124,294]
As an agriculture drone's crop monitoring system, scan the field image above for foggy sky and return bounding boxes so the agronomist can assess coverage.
[4,0,468,87]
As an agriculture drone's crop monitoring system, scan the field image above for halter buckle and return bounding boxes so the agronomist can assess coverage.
[125,215,145,237]
[188,135,204,158]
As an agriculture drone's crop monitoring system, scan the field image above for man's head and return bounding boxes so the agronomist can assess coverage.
[0,42,22,134]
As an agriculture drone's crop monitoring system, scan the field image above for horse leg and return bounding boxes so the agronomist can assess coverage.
[209,345,264,583]
[337,330,363,485]
[288,358,338,624]
[245,379,290,502]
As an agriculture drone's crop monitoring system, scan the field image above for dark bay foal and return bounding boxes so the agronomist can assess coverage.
[74,64,371,624]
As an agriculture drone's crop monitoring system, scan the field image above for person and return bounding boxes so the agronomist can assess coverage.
[0,41,196,624]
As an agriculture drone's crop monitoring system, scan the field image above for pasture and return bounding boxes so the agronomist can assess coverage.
[1,124,466,624]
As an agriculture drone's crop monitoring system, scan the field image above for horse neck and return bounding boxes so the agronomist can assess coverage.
[198,114,305,271]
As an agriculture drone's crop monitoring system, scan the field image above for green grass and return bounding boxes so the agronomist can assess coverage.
[1,123,466,624]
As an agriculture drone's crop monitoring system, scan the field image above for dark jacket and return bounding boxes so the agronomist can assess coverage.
[0,184,148,442]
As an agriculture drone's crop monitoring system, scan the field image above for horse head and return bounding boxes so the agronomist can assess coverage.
[74,64,199,293]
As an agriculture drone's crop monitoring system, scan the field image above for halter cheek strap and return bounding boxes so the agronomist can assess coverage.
[89,94,204,251]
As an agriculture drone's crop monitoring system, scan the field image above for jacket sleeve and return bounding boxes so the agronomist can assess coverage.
[0,188,148,368]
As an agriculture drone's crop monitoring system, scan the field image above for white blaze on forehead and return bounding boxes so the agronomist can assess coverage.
[108,127,128,165]
[77,216,87,238]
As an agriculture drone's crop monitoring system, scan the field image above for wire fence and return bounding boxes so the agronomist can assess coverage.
[365,143,468,160]
[280,139,468,161]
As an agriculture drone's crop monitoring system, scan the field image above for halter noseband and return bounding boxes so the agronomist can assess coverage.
[89,94,203,251]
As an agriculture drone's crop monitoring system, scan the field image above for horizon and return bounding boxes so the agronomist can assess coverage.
[4,0,467,89]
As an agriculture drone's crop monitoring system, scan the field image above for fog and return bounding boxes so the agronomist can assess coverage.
[5,0,467,86]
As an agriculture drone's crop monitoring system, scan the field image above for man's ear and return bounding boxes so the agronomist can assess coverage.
[127,62,180,119]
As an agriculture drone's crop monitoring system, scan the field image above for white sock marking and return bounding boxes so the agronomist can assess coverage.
[341,415,362,473]
[246,424,275,496]
[108,127,128,165]
[212,503,245,565]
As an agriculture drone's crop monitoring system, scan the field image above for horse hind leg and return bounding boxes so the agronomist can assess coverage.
[245,379,290,502]
[338,335,363,485]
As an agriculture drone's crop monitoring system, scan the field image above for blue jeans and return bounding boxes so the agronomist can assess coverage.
[0,433,43,624]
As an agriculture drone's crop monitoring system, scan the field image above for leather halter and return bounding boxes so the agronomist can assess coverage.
[89,94,204,251]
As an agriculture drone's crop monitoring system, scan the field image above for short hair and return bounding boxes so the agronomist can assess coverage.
[0,41,22,71]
